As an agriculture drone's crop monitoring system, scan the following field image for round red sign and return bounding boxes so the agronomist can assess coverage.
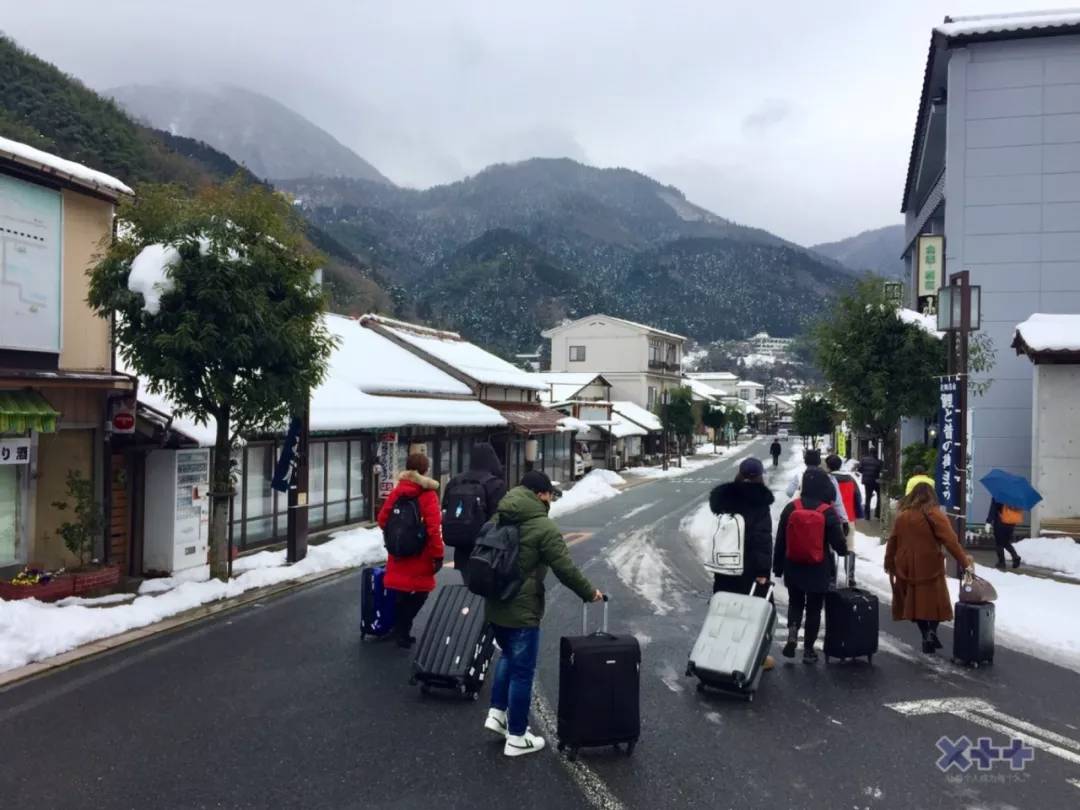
[112,412,135,431]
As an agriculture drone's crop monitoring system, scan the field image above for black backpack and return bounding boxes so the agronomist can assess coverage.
[466,520,523,601]
[383,496,427,557]
[442,473,492,548]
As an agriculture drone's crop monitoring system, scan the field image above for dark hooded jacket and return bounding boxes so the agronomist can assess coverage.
[709,480,775,592]
[446,442,507,572]
[769,440,782,459]
[773,467,848,594]
[859,455,883,484]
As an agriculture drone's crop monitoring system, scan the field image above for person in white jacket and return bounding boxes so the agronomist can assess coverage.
[786,449,848,523]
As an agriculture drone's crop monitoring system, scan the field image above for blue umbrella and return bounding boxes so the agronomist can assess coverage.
[979,469,1043,510]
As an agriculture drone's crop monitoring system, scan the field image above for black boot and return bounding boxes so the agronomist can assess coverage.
[782,629,798,659]
[1012,556,1022,569]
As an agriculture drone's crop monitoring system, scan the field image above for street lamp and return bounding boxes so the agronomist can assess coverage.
[936,271,981,575]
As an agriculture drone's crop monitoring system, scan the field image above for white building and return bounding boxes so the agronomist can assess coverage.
[749,332,793,357]
[685,371,739,397]
[736,380,767,408]
[542,314,686,410]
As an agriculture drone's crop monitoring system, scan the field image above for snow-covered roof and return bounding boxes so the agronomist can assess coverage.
[936,10,1080,39]
[897,307,944,339]
[736,380,764,389]
[602,412,648,440]
[0,135,133,198]
[310,379,505,433]
[1013,313,1080,356]
[687,371,739,381]
[541,313,685,341]
[558,415,592,433]
[611,400,663,432]
[683,377,721,402]
[363,315,544,390]
[325,314,472,396]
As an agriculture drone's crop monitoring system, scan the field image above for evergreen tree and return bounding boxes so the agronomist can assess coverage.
[88,181,335,579]
[660,387,696,456]
[793,393,835,441]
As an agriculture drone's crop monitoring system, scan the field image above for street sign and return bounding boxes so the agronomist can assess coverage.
[917,235,944,297]
[0,437,30,465]
[884,281,903,306]
[110,397,136,434]
[377,432,398,498]
[936,375,961,513]
[271,417,303,493]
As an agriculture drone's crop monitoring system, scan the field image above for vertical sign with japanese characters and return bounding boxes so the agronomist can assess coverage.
[0,438,31,465]
[935,375,961,513]
[376,432,398,498]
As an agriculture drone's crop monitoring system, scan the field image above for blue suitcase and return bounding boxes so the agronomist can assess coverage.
[360,565,396,640]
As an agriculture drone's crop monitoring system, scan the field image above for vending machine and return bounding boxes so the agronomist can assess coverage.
[143,448,211,574]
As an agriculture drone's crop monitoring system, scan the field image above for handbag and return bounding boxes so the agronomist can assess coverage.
[959,567,998,603]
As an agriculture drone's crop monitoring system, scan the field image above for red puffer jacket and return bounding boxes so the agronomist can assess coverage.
[377,470,444,593]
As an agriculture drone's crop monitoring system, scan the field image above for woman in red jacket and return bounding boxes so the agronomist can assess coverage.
[376,453,444,648]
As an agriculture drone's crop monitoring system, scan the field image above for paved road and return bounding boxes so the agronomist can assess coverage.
[3,438,1080,809]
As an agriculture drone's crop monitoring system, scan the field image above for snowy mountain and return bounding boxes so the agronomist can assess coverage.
[811,224,905,278]
[109,84,392,185]
[285,159,855,353]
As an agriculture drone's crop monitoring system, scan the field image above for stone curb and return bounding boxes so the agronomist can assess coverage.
[0,566,357,690]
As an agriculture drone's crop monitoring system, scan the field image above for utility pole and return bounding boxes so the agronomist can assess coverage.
[661,389,669,472]
[286,395,310,563]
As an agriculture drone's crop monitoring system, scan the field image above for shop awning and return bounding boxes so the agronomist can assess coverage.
[0,390,59,433]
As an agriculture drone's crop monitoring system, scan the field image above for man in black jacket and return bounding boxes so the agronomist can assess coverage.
[769,438,783,468]
[858,446,883,520]
[442,442,508,581]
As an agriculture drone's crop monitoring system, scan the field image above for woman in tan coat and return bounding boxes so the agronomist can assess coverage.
[885,483,973,654]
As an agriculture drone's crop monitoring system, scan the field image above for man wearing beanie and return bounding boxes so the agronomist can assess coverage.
[482,470,603,758]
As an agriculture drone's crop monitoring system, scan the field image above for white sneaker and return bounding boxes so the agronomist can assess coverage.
[504,729,546,757]
[484,708,508,737]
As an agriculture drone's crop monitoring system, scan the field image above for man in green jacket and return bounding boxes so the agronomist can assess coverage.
[483,471,602,758]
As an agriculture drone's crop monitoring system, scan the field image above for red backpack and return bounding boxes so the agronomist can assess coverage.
[786,499,831,565]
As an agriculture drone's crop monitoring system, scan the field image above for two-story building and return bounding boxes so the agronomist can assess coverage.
[0,136,136,575]
[542,314,686,411]
[902,10,1080,522]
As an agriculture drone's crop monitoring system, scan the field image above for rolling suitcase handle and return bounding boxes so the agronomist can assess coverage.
[581,594,610,635]
[750,581,775,603]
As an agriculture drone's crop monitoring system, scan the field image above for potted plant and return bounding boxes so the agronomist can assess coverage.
[0,566,74,601]
[52,470,120,595]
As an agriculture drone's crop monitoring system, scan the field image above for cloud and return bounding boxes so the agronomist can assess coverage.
[742,99,793,133]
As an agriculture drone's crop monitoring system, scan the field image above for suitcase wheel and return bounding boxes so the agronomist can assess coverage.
[457,684,469,698]
[866,655,873,664]
[625,741,636,756]
[745,693,754,703]
[360,632,366,641]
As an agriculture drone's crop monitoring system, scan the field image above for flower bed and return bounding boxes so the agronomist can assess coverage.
[0,568,75,602]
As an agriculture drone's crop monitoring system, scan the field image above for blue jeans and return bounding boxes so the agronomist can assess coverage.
[490,625,540,736]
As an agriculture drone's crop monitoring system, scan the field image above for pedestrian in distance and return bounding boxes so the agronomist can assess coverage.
[441,442,507,583]
[905,465,935,496]
[482,471,603,758]
[985,498,1023,571]
[885,483,974,653]
[376,453,445,649]
[709,456,776,670]
[769,437,783,468]
[774,467,849,663]
[826,454,863,586]
[858,445,883,520]
[786,448,848,523]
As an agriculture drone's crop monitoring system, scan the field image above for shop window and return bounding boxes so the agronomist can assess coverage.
[0,466,20,567]
[348,440,366,522]
[326,441,348,526]
[309,442,326,529]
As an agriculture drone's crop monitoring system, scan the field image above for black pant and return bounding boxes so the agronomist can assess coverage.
[771,454,780,467]
[787,587,825,648]
[393,590,428,640]
[995,526,1020,566]
[864,480,881,519]
[915,620,940,638]
[453,544,473,585]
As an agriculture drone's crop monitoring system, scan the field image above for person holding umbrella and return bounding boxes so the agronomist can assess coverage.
[980,469,1043,571]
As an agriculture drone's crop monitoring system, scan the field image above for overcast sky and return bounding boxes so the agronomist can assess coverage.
[2,1,1055,244]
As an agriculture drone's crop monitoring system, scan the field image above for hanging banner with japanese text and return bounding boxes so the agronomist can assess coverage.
[0,437,31,465]
[935,375,961,513]
[376,432,398,498]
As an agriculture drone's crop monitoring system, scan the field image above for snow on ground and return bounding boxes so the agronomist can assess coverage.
[0,527,385,674]
[622,447,741,479]
[551,469,625,519]
[1016,536,1080,579]
[605,528,686,616]
[741,353,778,367]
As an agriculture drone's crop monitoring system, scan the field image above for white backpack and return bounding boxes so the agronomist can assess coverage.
[704,513,745,576]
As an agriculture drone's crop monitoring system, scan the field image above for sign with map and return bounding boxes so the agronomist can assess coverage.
[0,174,62,353]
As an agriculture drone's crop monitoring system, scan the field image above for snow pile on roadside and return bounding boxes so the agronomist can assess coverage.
[0,527,385,674]
[850,531,1080,673]
[680,502,719,566]
[551,469,625,518]
[1016,536,1080,578]
[623,450,739,479]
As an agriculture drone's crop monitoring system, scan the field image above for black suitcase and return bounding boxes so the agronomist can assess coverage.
[411,585,495,699]
[824,587,879,663]
[557,598,640,761]
[953,601,994,667]
[359,566,396,640]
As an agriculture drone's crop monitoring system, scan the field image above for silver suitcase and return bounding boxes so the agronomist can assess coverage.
[685,584,775,701]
